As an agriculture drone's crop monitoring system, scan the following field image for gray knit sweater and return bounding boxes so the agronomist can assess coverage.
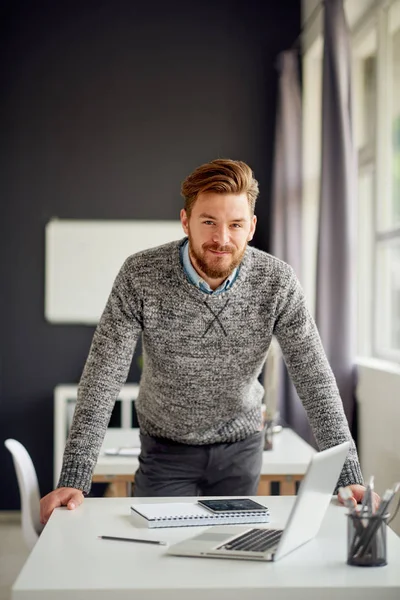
[58,238,363,493]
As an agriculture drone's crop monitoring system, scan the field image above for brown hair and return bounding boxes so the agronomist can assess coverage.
[181,158,259,216]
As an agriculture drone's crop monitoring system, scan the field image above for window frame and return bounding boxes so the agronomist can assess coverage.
[353,0,400,363]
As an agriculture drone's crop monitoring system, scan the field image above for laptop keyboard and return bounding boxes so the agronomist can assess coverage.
[217,528,283,553]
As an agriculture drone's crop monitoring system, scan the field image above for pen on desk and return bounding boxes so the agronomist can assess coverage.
[99,535,167,546]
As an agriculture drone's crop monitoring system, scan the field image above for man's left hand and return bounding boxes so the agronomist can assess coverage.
[337,484,380,511]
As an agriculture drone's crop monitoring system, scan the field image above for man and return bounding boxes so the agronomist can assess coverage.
[41,158,371,524]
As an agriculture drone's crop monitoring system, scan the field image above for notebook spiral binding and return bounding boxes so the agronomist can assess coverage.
[156,512,266,520]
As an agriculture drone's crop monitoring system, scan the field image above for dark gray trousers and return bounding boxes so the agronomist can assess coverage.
[133,431,264,497]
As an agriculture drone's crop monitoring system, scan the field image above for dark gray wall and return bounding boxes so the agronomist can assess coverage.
[0,0,300,509]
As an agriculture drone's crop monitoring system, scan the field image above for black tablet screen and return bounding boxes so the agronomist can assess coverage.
[198,498,268,513]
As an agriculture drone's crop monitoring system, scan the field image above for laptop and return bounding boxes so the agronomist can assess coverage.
[166,441,350,561]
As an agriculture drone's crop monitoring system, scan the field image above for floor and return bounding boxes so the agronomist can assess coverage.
[0,513,29,600]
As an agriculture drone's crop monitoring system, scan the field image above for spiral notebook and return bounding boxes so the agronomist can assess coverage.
[130,502,270,529]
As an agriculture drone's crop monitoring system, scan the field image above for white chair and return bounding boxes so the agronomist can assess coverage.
[5,438,44,551]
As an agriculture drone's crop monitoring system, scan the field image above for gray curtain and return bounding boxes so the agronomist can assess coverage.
[316,0,357,430]
[270,51,314,444]
[271,51,302,279]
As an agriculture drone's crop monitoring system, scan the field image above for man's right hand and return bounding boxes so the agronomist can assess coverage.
[40,487,84,525]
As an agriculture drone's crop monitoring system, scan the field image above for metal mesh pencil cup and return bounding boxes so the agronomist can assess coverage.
[347,513,388,567]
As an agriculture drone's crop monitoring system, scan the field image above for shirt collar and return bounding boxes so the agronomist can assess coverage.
[181,239,238,295]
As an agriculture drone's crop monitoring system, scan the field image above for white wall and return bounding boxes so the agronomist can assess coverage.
[356,360,400,534]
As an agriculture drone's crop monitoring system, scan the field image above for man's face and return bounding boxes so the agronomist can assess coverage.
[180,192,257,283]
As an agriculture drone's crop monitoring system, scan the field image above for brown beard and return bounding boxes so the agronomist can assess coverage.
[189,241,246,279]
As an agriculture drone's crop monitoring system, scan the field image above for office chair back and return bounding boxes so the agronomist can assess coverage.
[4,438,44,551]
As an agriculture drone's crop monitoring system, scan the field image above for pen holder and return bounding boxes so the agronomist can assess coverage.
[347,513,388,567]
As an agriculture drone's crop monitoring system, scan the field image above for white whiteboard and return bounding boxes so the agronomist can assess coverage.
[45,219,184,324]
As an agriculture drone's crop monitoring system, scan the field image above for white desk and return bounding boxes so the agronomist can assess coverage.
[93,427,316,496]
[12,496,400,600]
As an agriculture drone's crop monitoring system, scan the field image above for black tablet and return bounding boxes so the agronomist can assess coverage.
[197,498,268,513]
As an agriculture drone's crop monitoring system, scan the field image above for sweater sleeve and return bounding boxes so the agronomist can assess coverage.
[57,259,143,493]
[273,266,363,490]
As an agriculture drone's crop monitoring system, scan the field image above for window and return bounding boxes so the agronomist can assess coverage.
[354,23,377,357]
[354,0,400,362]
[376,1,400,358]
[302,0,400,363]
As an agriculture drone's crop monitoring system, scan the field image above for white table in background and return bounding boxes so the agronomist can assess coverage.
[12,496,400,600]
[93,427,315,496]
[54,384,315,496]
[54,383,139,487]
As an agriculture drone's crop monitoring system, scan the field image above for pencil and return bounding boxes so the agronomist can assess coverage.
[99,535,167,546]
